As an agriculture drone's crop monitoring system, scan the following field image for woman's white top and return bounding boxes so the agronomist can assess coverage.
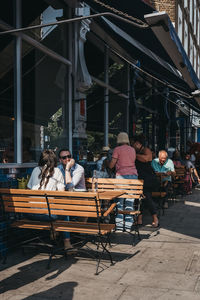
[27,166,65,191]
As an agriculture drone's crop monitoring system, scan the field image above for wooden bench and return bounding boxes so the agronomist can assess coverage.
[86,178,144,240]
[0,188,118,274]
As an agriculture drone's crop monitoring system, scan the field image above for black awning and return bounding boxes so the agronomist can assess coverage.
[84,0,199,100]
[85,0,176,66]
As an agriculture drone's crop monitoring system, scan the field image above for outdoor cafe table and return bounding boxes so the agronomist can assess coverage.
[60,190,124,201]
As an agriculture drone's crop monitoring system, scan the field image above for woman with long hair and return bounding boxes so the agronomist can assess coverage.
[28,149,64,190]
[27,149,74,251]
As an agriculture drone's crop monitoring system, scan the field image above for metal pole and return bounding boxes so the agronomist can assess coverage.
[0,12,148,36]
[0,19,71,66]
[126,64,130,134]
[67,9,73,153]
[14,0,22,163]
[104,45,109,146]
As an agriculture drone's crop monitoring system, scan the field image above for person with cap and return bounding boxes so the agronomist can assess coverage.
[109,132,138,230]
[96,146,110,171]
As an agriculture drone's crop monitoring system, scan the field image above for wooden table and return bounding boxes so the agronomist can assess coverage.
[98,190,124,201]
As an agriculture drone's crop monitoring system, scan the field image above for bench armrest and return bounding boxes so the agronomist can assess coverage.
[103,203,117,217]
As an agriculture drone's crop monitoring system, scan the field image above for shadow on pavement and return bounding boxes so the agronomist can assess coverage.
[22,282,78,300]
[0,256,76,294]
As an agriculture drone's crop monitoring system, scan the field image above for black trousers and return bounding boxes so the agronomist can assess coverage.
[141,191,157,216]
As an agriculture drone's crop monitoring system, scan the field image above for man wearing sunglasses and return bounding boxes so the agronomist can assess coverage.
[58,148,86,190]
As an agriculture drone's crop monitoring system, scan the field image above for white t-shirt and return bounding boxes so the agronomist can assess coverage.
[27,166,65,191]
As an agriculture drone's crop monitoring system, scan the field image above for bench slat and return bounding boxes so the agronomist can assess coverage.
[4,202,100,213]
[5,207,50,214]
[97,185,143,190]
[86,178,143,185]
[118,210,141,215]
[50,209,100,217]
[4,202,48,208]
[2,196,98,206]
[10,220,115,235]
[2,196,46,202]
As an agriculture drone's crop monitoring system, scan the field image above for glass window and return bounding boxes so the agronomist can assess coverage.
[22,5,68,163]
[0,36,15,163]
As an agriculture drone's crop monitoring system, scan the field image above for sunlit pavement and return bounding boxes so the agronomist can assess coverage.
[1,190,200,300]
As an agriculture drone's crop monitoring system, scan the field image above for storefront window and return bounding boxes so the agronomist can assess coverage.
[0,35,14,163]
[22,5,67,162]
[0,3,69,164]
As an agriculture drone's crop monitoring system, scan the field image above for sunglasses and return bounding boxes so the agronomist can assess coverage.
[60,155,71,159]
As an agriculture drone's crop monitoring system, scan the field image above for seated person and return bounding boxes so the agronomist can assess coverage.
[183,152,200,190]
[2,148,14,163]
[27,149,75,251]
[172,150,184,168]
[58,148,86,191]
[96,146,110,171]
[172,150,185,195]
[151,150,175,208]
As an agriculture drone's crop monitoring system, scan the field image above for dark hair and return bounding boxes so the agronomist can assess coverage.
[58,148,71,158]
[172,150,180,160]
[185,152,190,156]
[132,134,145,146]
[38,149,57,189]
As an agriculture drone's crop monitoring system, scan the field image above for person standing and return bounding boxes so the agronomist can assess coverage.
[131,135,159,228]
[58,148,86,190]
[109,132,138,230]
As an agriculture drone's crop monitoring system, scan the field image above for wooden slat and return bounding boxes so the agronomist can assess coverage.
[92,178,143,185]
[118,210,141,215]
[117,194,141,199]
[103,203,117,217]
[5,202,48,208]
[5,207,49,214]
[11,220,51,230]
[49,204,98,211]
[97,184,143,190]
[48,199,96,205]
[2,196,47,203]
[50,209,99,217]
[0,188,100,199]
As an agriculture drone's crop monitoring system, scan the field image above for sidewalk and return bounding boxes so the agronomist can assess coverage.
[1,191,200,300]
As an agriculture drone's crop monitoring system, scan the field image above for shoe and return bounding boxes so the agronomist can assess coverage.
[151,221,160,228]
[114,229,123,233]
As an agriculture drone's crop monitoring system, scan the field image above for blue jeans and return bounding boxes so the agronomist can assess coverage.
[116,174,138,230]
[27,214,70,239]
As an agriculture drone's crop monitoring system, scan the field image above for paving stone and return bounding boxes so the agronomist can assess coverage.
[2,191,200,299]
[118,270,197,291]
